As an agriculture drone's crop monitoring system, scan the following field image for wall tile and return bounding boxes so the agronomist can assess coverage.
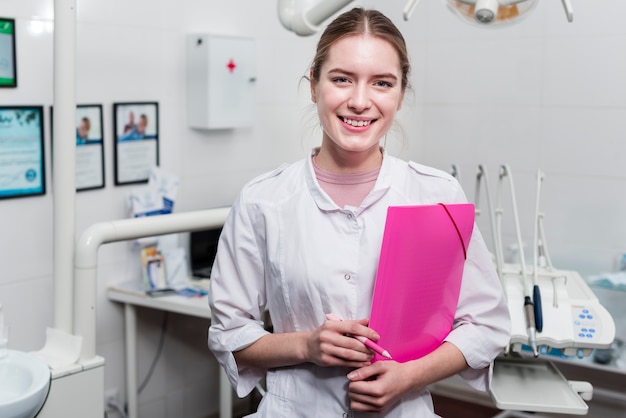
[538,107,626,178]
[425,38,544,106]
[543,37,626,107]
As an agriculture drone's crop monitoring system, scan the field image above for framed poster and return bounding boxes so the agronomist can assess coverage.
[0,17,17,88]
[0,106,45,199]
[113,102,159,185]
[50,104,106,191]
[75,104,105,191]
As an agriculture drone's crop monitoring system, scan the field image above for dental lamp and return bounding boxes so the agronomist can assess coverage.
[278,0,573,36]
[443,0,573,26]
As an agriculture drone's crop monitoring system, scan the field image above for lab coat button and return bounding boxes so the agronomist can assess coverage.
[344,273,351,281]
[347,213,353,219]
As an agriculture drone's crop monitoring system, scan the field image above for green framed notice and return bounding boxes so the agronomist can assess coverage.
[0,17,17,88]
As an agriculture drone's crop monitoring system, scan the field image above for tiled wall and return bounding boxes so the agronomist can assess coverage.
[1,0,625,416]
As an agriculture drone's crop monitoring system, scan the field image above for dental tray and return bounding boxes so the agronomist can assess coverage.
[502,265,616,357]
[490,356,589,415]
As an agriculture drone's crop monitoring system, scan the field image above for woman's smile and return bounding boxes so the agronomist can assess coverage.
[340,116,375,128]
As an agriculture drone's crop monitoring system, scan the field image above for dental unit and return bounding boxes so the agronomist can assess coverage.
[483,164,616,415]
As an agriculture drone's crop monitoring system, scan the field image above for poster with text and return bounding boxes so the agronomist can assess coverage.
[113,102,159,185]
[75,104,105,190]
[0,106,45,199]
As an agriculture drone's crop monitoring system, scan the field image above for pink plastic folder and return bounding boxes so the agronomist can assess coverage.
[368,203,475,363]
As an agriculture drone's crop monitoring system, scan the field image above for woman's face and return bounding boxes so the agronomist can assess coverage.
[312,34,405,160]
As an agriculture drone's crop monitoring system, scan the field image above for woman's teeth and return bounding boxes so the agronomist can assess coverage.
[342,117,371,127]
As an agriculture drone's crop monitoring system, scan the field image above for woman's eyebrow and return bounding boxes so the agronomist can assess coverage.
[327,68,399,81]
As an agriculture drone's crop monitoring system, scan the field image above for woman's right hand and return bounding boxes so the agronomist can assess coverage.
[305,317,376,368]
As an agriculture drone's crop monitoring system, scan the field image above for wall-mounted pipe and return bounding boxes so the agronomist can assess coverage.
[74,207,231,362]
[53,0,77,334]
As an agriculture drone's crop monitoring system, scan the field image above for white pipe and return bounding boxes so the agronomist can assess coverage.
[53,0,77,334]
[277,0,354,36]
[125,304,138,418]
[74,207,231,361]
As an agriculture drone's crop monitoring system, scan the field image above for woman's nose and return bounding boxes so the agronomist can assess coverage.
[347,85,371,112]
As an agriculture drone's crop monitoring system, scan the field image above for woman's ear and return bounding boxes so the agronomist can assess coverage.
[310,69,317,103]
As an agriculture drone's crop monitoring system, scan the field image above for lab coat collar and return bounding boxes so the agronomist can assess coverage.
[305,147,392,214]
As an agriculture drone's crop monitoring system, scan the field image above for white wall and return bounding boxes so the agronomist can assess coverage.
[1,0,625,416]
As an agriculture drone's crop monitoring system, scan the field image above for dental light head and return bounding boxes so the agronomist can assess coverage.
[443,0,573,27]
[445,0,539,26]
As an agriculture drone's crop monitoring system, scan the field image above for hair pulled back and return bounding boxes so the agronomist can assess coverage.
[310,8,411,91]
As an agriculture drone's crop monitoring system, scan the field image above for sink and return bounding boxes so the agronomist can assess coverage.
[0,350,51,418]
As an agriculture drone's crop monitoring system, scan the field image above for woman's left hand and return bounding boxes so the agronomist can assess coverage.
[346,360,421,413]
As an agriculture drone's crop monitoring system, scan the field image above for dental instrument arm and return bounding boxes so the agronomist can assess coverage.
[476,165,503,279]
[499,164,538,357]
[403,0,421,21]
[494,166,509,355]
[532,169,545,333]
[561,0,574,22]
[450,164,460,181]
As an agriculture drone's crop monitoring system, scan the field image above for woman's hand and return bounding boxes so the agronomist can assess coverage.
[346,360,421,413]
[345,341,469,413]
[306,318,376,368]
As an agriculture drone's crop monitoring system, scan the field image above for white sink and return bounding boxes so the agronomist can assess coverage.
[0,350,51,418]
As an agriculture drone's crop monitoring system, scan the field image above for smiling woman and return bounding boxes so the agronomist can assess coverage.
[208,7,510,418]
[311,33,405,173]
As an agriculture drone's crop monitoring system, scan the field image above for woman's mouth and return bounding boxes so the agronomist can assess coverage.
[340,116,374,127]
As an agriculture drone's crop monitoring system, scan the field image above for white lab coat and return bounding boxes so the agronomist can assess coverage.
[208,150,511,417]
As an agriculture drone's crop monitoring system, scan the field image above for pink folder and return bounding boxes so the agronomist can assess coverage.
[368,203,475,363]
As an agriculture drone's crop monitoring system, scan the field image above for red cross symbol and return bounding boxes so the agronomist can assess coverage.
[226,59,236,73]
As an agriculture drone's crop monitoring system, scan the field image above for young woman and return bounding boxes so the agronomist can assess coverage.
[208,8,510,417]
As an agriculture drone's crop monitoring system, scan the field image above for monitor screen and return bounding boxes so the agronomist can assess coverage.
[0,17,17,88]
[189,227,222,278]
[0,106,46,199]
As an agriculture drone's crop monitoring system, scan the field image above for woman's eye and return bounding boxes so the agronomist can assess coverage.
[333,77,350,84]
[375,80,392,88]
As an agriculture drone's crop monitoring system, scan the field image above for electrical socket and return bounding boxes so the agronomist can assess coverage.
[104,387,119,412]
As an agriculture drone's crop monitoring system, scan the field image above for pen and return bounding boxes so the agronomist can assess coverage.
[326,313,392,359]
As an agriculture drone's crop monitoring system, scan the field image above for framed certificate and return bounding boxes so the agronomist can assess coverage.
[75,104,105,191]
[0,106,46,199]
[0,17,17,88]
[50,104,106,191]
[113,102,159,185]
